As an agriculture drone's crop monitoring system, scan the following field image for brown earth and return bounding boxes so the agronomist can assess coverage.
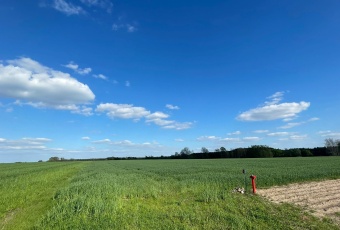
[257,179,340,224]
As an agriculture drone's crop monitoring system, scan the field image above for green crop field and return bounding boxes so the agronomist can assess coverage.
[1,157,340,229]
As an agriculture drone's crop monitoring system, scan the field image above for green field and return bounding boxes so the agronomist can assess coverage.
[1,157,340,229]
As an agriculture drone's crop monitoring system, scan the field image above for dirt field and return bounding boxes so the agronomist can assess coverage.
[257,179,340,223]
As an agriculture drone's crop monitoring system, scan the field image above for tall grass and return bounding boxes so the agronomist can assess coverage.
[33,157,340,229]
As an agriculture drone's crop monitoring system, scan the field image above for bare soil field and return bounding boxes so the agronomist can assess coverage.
[257,179,340,223]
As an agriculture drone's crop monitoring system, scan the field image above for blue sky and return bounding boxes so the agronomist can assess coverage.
[1,0,340,162]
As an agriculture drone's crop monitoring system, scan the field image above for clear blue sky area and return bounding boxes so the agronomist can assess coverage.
[1,0,339,162]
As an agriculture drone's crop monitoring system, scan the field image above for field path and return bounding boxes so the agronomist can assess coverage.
[257,179,340,223]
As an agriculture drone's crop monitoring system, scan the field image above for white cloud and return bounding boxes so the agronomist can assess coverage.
[197,136,220,141]
[267,132,291,136]
[112,23,137,33]
[96,103,150,120]
[221,137,241,142]
[243,136,261,141]
[289,135,307,140]
[278,117,319,129]
[162,122,193,130]
[82,137,91,140]
[93,74,108,80]
[64,61,92,75]
[228,131,241,135]
[0,57,95,112]
[127,24,137,33]
[53,0,85,15]
[166,104,180,110]
[96,103,193,130]
[319,131,340,138]
[265,91,284,105]
[253,130,269,133]
[175,138,184,142]
[80,0,113,13]
[0,137,52,150]
[237,92,310,121]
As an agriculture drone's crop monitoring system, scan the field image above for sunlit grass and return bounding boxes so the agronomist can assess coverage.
[2,157,340,229]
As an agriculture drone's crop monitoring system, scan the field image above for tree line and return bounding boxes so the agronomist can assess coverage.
[45,138,340,162]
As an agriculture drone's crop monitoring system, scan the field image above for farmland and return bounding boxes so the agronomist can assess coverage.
[1,157,340,229]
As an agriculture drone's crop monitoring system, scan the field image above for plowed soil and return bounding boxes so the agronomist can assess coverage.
[257,179,340,223]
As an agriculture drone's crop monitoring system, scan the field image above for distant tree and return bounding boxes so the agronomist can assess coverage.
[201,147,209,154]
[325,138,339,156]
[180,147,192,156]
[247,145,273,158]
[48,156,60,162]
[288,148,302,157]
[301,149,313,157]
[214,148,221,152]
[38,160,43,162]
[220,147,227,152]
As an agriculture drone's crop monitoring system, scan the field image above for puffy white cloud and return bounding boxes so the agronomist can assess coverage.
[96,103,150,120]
[289,135,307,140]
[237,92,310,121]
[53,0,85,15]
[96,103,193,130]
[0,57,95,113]
[166,104,180,110]
[64,61,92,75]
[237,102,310,121]
[82,137,91,140]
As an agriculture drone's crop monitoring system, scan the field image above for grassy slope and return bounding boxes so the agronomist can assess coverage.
[0,162,87,230]
[32,157,340,229]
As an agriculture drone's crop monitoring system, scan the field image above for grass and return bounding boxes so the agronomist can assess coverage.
[1,157,340,229]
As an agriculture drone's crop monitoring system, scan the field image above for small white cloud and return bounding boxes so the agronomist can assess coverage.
[267,132,291,136]
[279,117,319,129]
[64,61,92,75]
[319,131,340,138]
[265,91,284,105]
[93,74,108,80]
[127,24,137,32]
[80,0,113,13]
[96,103,150,120]
[175,138,184,142]
[253,130,269,133]
[53,0,85,15]
[221,137,241,142]
[82,137,90,140]
[290,135,307,140]
[197,136,220,141]
[243,136,261,141]
[166,104,180,110]
[228,131,241,135]
[112,23,137,33]
[93,138,111,144]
